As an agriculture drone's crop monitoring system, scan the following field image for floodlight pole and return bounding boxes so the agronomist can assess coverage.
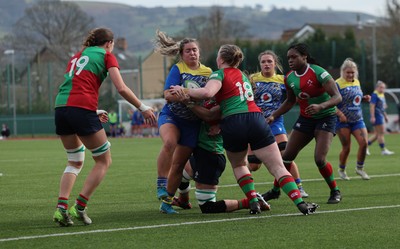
[4,49,17,136]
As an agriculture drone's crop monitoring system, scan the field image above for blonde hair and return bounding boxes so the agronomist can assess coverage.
[219,44,243,68]
[376,80,386,88]
[340,58,359,80]
[258,50,283,74]
[153,30,198,57]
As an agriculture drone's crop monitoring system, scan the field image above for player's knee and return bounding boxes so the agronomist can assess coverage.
[182,168,192,183]
[247,155,262,164]
[64,165,83,176]
[315,158,326,168]
[199,200,227,213]
[65,145,85,174]
[91,141,111,157]
[195,188,217,208]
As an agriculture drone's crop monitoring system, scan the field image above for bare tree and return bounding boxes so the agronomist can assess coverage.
[10,0,94,62]
[180,7,249,59]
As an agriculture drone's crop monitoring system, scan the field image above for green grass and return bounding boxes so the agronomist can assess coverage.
[0,135,400,248]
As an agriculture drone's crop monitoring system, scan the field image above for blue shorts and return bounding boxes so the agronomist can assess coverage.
[270,118,287,136]
[293,115,336,135]
[55,107,103,136]
[372,114,384,126]
[158,111,200,148]
[190,147,226,185]
[336,120,366,132]
[220,112,275,152]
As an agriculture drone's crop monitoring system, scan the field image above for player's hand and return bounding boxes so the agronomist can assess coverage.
[96,110,109,123]
[207,124,221,136]
[370,117,375,124]
[266,116,274,124]
[142,109,157,125]
[339,115,347,123]
[363,95,371,102]
[305,104,322,115]
[169,85,187,98]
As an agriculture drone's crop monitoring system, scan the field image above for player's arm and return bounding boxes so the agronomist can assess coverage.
[187,79,222,99]
[189,105,221,122]
[320,78,342,109]
[269,84,296,123]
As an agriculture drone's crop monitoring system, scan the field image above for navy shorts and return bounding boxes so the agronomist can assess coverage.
[190,147,226,185]
[158,111,200,148]
[55,107,103,136]
[293,115,336,135]
[220,112,275,152]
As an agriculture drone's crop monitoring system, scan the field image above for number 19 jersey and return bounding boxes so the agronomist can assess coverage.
[55,46,119,111]
[210,68,261,118]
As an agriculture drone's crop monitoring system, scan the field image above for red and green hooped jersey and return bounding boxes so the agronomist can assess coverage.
[55,46,119,111]
[285,64,335,119]
[210,68,260,118]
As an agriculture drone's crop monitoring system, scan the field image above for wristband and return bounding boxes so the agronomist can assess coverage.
[138,103,151,112]
[96,110,107,115]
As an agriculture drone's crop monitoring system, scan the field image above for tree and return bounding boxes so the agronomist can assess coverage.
[10,0,94,62]
[180,7,249,59]
[379,0,400,87]
[0,0,94,114]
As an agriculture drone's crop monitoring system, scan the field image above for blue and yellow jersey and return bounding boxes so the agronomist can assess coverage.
[370,90,386,117]
[251,72,286,120]
[163,61,212,120]
[336,77,364,123]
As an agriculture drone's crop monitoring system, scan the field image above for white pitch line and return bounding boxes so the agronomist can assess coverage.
[1,204,399,243]
[216,173,400,188]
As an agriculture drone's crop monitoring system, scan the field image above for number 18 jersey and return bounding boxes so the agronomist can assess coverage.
[55,46,119,111]
[210,68,261,118]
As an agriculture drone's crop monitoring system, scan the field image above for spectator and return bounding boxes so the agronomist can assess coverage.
[1,124,10,139]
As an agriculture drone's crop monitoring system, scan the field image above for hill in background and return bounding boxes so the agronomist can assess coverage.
[0,1,376,56]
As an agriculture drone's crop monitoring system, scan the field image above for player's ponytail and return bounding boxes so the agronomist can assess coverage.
[83,27,114,47]
[154,30,198,58]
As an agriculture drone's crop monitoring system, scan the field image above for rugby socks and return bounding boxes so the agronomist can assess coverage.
[356,161,364,170]
[379,143,385,150]
[318,162,339,191]
[76,194,89,211]
[238,198,250,209]
[157,177,167,189]
[272,179,280,192]
[295,178,303,189]
[57,197,68,212]
[339,164,346,171]
[237,174,258,204]
[278,175,303,205]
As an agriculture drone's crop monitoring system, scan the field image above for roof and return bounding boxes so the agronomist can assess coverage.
[281,23,376,44]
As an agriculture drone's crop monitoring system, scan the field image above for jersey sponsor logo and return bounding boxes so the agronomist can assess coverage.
[290,192,299,198]
[298,92,310,99]
[321,72,329,79]
[261,92,272,103]
[289,82,295,88]
[210,73,218,78]
[353,95,362,106]
[307,79,313,86]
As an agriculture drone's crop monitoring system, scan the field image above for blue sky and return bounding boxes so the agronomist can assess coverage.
[68,0,387,16]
